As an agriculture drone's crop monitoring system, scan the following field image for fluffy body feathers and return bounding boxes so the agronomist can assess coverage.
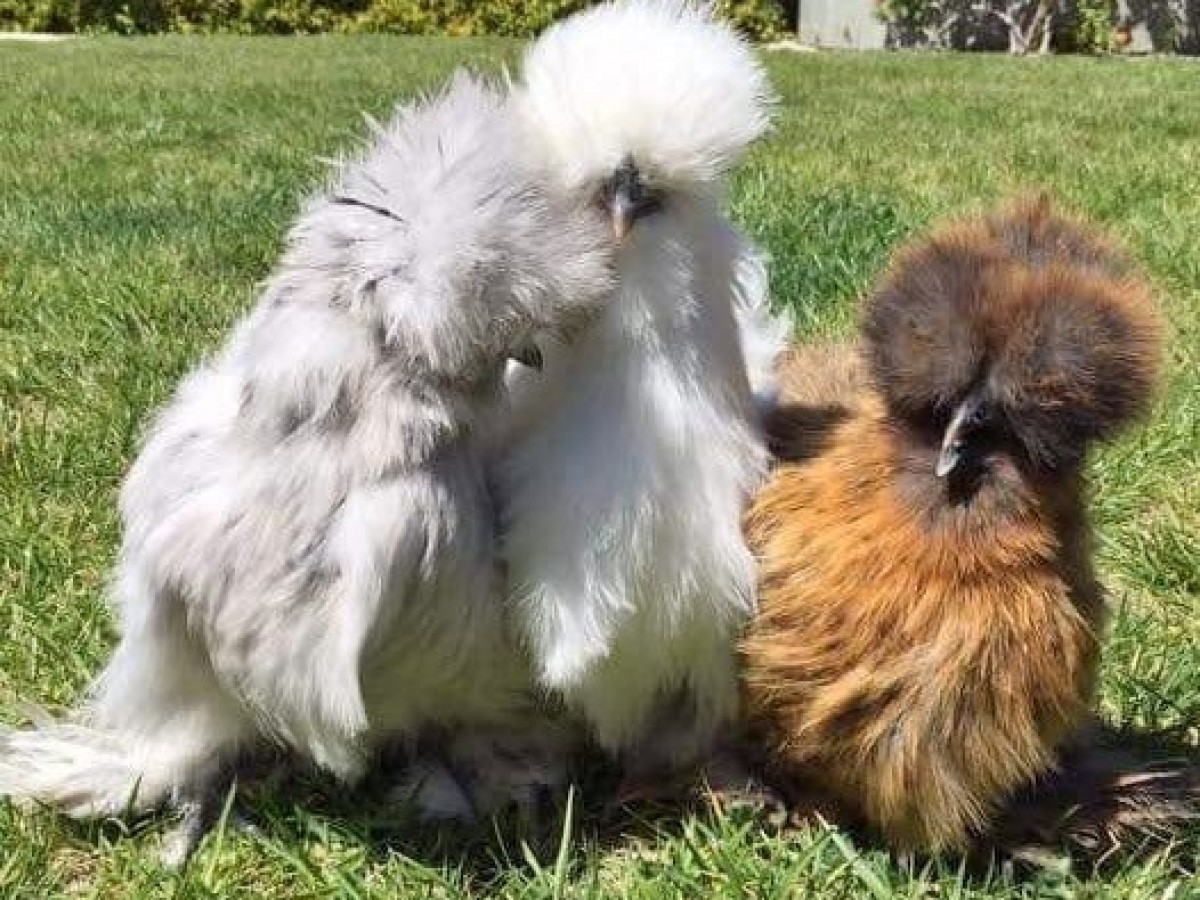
[741,200,1167,853]
[499,0,774,767]
[0,74,612,822]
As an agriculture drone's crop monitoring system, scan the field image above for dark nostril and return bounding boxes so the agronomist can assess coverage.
[965,399,990,427]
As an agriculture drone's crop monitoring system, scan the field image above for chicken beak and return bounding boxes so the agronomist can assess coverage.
[610,186,636,244]
[606,155,649,245]
[936,393,989,478]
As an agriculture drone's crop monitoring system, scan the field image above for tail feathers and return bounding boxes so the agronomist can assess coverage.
[991,729,1199,869]
[0,722,213,818]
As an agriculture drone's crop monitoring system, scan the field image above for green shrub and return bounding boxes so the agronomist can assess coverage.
[350,0,790,41]
[345,0,588,37]
[874,0,1120,53]
[712,0,789,41]
[0,0,790,40]
[0,0,74,31]
[873,0,948,46]
[1054,0,1115,53]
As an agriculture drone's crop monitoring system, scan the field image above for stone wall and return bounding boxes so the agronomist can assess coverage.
[796,0,887,48]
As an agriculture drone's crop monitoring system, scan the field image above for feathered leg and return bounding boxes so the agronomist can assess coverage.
[390,719,575,827]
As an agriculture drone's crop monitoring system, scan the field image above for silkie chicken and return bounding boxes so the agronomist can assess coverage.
[497,0,774,790]
[739,198,1194,857]
[0,73,613,861]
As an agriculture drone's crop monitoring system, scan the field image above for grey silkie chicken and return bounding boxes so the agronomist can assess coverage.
[0,72,613,861]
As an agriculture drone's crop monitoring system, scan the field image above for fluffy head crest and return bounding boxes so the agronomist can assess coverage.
[863,198,1164,472]
[286,71,613,379]
[514,0,772,192]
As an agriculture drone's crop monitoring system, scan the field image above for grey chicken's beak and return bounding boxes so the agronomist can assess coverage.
[936,393,990,478]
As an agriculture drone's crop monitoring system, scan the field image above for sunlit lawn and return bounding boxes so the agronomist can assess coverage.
[1,36,1197,897]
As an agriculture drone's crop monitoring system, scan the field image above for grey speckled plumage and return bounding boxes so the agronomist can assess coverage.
[0,73,612,835]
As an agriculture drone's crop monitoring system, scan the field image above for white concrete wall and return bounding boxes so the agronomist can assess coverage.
[797,0,887,48]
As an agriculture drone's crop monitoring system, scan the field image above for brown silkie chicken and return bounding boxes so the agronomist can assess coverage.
[739,199,1195,858]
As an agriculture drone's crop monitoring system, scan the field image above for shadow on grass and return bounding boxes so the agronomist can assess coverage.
[986,723,1200,878]
[12,722,1197,891]
[219,722,1200,888]
[187,751,701,891]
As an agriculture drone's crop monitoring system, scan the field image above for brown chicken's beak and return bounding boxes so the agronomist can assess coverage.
[936,393,989,478]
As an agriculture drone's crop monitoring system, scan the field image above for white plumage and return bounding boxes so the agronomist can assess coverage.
[730,240,792,413]
[498,0,776,778]
[0,73,612,836]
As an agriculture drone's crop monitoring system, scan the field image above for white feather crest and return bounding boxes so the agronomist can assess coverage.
[515,0,773,191]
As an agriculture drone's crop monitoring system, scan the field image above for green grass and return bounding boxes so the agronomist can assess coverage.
[1,36,1198,897]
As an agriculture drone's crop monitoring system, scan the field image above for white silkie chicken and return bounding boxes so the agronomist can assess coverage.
[499,0,777,790]
[0,73,613,858]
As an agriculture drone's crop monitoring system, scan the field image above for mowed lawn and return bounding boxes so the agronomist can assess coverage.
[1,35,1198,898]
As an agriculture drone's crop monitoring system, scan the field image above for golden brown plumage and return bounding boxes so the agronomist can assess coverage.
[740,199,1173,855]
